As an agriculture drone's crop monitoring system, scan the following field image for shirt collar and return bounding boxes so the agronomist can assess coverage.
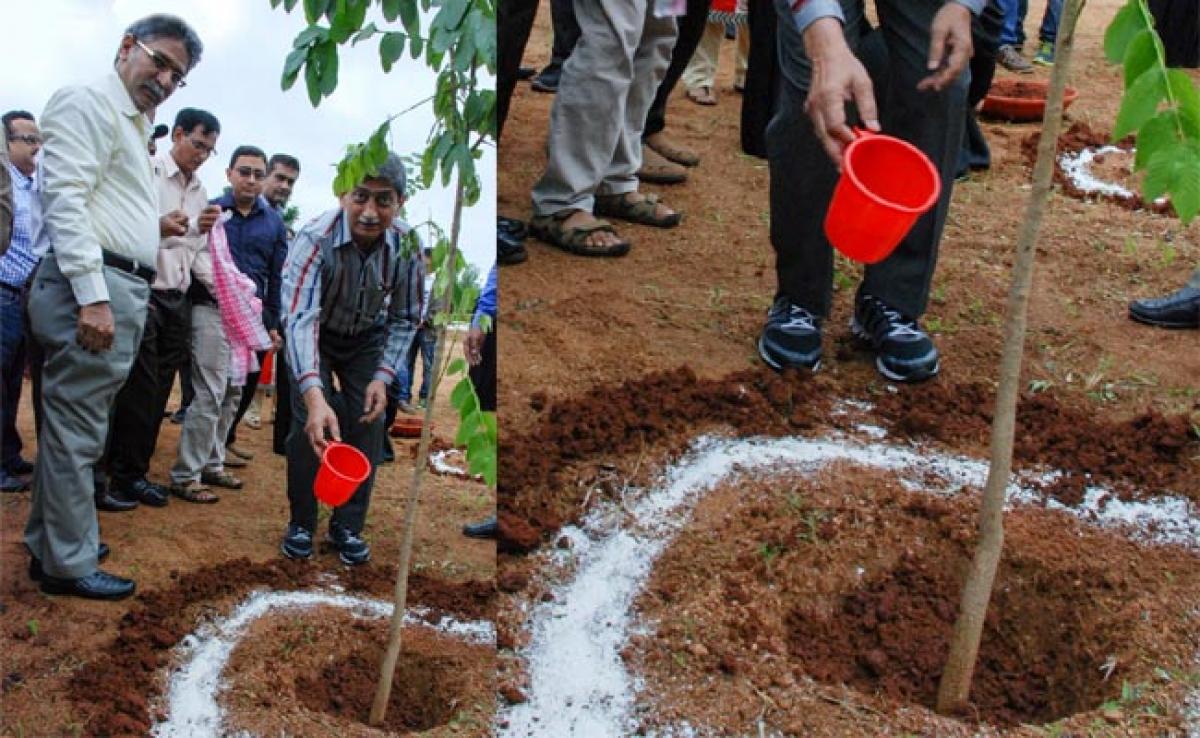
[155,149,200,191]
[7,161,34,190]
[102,69,148,131]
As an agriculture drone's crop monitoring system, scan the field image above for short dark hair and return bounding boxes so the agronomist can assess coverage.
[172,108,220,137]
[268,154,301,174]
[2,110,35,139]
[228,145,268,170]
[125,14,204,70]
[367,152,406,197]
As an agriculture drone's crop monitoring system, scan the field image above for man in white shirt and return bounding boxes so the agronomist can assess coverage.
[24,13,203,601]
[105,107,221,508]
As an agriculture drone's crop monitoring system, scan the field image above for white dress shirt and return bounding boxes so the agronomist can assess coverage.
[40,70,159,305]
[151,149,209,292]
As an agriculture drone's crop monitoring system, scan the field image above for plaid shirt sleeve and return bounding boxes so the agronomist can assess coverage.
[283,223,325,395]
[375,232,424,387]
[0,152,11,255]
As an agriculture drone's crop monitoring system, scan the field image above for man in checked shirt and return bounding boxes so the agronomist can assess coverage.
[279,152,423,566]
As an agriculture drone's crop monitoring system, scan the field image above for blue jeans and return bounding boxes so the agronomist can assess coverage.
[999,0,1062,46]
[397,327,436,403]
[0,287,27,472]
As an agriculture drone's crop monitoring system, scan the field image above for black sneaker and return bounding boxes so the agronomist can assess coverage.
[851,294,940,382]
[757,296,822,371]
[327,523,371,566]
[280,524,313,560]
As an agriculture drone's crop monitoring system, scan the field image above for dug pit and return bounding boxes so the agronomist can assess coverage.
[632,466,1199,735]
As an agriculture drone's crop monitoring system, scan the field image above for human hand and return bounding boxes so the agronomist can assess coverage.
[360,379,388,424]
[197,205,222,234]
[918,3,973,92]
[159,210,188,238]
[77,302,115,352]
[802,17,879,166]
[269,329,282,351]
[464,326,484,366]
[302,388,340,456]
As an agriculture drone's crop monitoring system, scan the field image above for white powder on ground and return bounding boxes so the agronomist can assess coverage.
[499,433,1199,737]
[152,590,493,738]
[1059,145,1136,199]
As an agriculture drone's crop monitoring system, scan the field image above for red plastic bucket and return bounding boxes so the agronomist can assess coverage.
[314,442,371,507]
[824,129,941,264]
[258,350,274,386]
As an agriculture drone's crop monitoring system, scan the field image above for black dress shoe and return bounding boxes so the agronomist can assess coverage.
[531,63,561,93]
[28,543,110,581]
[95,490,138,512]
[498,215,528,240]
[1129,286,1200,329]
[517,65,536,80]
[6,457,34,476]
[116,478,169,507]
[39,569,135,600]
[462,517,497,539]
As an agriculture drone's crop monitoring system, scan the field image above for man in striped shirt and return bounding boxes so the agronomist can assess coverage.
[280,152,423,566]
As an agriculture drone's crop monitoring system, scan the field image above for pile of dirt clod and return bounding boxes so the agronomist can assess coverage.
[500,365,1199,556]
[68,557,493,736]
[874,381,1200,505]
[1021,121,1171,214]
[499,366,833,553]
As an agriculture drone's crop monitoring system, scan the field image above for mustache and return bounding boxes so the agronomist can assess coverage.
[356,217,382,227]
[142,80,167,104]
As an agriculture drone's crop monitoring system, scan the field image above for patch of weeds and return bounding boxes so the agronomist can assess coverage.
[1123,236,1139,256]
[758,542,784,567]
[671,651,689,669]
[1157,239,1176,267]
[26,619,38,638]
[930,283,947,304]
[1028,379,1053,393]
[832,266,855,292]
[796,510,828,545]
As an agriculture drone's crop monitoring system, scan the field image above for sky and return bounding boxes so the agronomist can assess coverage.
[0,0,496,275]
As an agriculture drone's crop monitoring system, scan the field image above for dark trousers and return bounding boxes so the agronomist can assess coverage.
[0,285,27,472]
[226,350,267,447]
[398,326,436,402]
[106,289,190,486]
[1149,0,1199,67]
[272,347,293,455]
[469,326,497,413]
[741,0,780,158]
[498,0,539,140]
[547,0,581,70]
[286,328,385,536]
[643,0,713,138]
[768,0,968,319]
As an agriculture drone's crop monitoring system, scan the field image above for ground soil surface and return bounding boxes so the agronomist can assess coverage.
[499,1,1199,734]
[0,347,495,737]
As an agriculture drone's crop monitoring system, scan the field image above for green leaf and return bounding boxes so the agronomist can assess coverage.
[319,41,339,96]
[410,32,424,59]
[1114,66,1167,139]
[446,357,466,375]
[351,22,378,46]
[304,48,323,106]
[1135,110,1184,169]
[1122,29,1159,87]
[303,0,329,25]
[382,0,402,22]
[293,23,329,49]
[271,0,282,8]
[284,0,300,10]
[450,376,474,409]
[1104,0,1150,64]
[1168,143,1200,223]
[466,432,492,474]
[399,0,421,42]
[1166,69,1200,115]
[380,32,406,73]
[282,47,307,90]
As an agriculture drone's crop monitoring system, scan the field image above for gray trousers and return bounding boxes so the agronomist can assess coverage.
[531,0,678,215]
[286,327,386,536]
[170,304,242,484]
[767,0,969,318]
[24,256,148,579]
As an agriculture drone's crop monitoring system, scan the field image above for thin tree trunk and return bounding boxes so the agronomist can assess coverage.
[370,166,467,726]
[935,0,1085,715]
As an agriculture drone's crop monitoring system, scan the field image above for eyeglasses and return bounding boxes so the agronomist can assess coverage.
[349,188,397,208]
[6,135,41,146]
[235,166,267,180]
[135,39,188,88]
[187,137,217,157]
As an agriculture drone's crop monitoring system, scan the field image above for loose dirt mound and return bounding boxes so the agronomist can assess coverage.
[67,557,493,736]
[500,367,1199,556]
[631,469,1199,734]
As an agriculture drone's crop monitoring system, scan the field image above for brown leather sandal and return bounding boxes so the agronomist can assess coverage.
[529,211,632,257]
[170,481,220,504]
